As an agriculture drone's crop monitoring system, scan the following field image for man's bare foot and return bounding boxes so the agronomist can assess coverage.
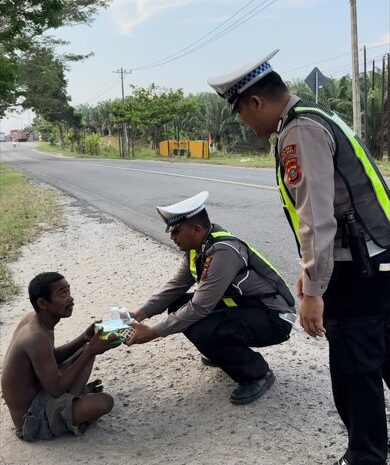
[82,379,104,394]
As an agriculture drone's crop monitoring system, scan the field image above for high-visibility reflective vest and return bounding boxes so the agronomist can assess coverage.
[276,100,390,251]
[189,225,295,308]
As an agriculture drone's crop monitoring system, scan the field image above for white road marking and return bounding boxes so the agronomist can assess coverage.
[73,161,277,191]
[25,150,279,191]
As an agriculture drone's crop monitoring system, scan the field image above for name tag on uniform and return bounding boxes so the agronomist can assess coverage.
[379,263,390,272]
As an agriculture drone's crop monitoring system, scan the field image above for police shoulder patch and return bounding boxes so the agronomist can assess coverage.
[281,144,297,164]
[200,256,213,280]
[285,157,301,185]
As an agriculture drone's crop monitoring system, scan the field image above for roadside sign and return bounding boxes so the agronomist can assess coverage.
[305,67,330,102]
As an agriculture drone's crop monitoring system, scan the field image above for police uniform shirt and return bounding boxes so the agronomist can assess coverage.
[140,239,293,337]
[277,95,356,296]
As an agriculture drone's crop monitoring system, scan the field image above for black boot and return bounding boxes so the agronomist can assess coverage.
[200,355,219,367]
[333,457,350,465]
[230,369,275,405]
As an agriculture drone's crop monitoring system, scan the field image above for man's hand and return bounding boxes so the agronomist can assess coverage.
[296,272,304,301]
[299,295,326,338]
[130,309,148,322]
[86,330,119,356]
[83,320,102,342]
[125,321,158,346]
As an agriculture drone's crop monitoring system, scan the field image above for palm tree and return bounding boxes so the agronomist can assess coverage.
[287,79,315,101]
[321,75,353,125]
[195,92,239,152]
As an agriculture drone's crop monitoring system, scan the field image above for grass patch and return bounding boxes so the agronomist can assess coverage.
[376,158,390,177]
[36,142,123,159]
[0,164,62,303]
[36,142,162,160]
[159,153,275,168]
[36,142,275,167]
[36,142,79,158]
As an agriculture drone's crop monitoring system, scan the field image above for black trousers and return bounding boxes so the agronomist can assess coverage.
[323,249,390,465]
[168,294,292,383]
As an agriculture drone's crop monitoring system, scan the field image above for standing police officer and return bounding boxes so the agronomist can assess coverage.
[127,191,296,405]
[207,50,390,465]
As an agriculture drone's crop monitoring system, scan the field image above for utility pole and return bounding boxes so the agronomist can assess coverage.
[371,60,375,153]
[387,54,390,159]
[363,45,368,144]
[380,56,385,159]
[350,0,362,136]
[112,67,131,158]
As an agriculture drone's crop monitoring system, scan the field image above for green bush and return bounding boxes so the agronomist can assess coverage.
[101,141,119,158]
[85,133,101,156]
[48,133,57,145]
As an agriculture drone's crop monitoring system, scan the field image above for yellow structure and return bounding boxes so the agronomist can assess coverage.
[159,140,209,159]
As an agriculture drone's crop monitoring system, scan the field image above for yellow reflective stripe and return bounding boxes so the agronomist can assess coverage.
[211,231,233,238]
[223,297,237,307]
[189,249,197,280]
[277,168,301,243]
[247,244,280,276]
[351,138,390,221]
[294,107,390,221]
[212,229,283,276]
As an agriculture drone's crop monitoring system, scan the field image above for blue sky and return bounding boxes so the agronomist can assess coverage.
[1,0,389,132]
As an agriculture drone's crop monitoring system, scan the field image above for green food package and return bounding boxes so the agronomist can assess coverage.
[94,319,131,347]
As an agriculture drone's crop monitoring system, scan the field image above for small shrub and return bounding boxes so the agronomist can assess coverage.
[85,133,101,156]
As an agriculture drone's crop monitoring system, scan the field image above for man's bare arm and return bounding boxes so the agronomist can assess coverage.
[27,330,117,398]
[54,322,98,364]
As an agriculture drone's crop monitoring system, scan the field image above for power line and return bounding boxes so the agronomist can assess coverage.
[282,43,390,76]
[131,0,278,71]
[291,52,387,81]
[133,0,278,70]
[84,75,120,104]
[136,0,258,69]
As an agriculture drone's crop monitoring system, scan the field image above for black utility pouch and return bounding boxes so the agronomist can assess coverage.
[344,209,373,279]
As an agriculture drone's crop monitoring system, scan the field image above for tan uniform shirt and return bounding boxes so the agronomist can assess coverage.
[278,95,353,296]
[140,240,294,337]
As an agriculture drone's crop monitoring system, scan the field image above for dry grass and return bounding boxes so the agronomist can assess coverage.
[0,164,63,302]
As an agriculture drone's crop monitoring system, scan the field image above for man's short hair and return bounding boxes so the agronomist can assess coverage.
[28,272,65,312]
[185,209,211,230]
[239,71,288,104]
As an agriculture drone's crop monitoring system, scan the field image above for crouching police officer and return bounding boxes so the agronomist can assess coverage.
[127,191,296,404]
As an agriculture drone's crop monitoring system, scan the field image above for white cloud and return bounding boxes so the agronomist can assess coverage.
[378,33,390,46]
[111,0,203,35]
[366,33,390,49]
[110,0,234,35]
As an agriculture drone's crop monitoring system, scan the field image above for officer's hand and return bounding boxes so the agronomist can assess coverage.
[125,321,158,346]
[296,273,304,301]
[130,309,147,322]
[299,295,326,338]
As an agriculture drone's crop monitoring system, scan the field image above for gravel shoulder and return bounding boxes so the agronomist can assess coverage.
[0,189,346,465]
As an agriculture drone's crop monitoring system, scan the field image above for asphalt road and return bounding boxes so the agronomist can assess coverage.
[1,142,302,286]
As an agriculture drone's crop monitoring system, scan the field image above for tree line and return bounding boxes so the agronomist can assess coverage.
[33,69,389,159]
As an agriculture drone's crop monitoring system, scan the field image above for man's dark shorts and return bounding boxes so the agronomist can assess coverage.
[16,390,88,442]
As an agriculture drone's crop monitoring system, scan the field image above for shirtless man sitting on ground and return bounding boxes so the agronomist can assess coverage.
[1,272,118,442]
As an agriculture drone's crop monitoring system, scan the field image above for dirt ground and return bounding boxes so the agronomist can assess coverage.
[0,190,350,465]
